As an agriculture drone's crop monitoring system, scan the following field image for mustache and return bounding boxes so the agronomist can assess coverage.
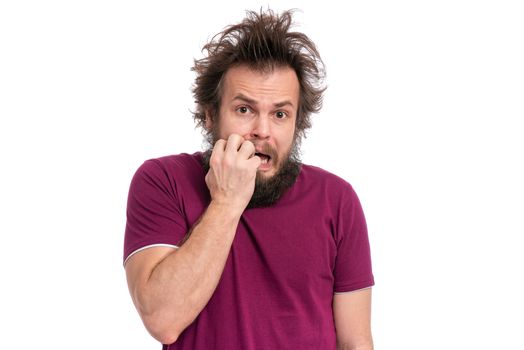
[252,142,278,162]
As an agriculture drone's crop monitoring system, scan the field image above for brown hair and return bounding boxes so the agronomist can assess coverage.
[191,9,326,140]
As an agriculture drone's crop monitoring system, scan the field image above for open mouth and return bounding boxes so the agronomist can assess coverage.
[255,152,271,164]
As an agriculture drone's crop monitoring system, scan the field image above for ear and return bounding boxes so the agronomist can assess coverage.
[204,109,213,130]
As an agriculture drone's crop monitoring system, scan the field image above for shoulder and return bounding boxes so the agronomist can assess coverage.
[295,163,365,213]
[299,163,355,194]
[134,152,204,179]
[140,152,203,172]
[129,152,205,193]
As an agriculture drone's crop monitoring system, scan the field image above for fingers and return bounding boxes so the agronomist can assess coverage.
[212,139,227,157]
[238,139,255,160]
[215,134,256,161]
[247,154,261,168]
[206,134,260,211]
[224,134,245,155]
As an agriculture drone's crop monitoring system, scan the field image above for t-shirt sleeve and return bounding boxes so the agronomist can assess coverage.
[333,185,375,293]
[123,159,188,265]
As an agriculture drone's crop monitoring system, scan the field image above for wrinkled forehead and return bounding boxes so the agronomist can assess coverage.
[221,64,300,104]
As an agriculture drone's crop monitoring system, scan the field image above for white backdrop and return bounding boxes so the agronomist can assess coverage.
[1,1,523,349]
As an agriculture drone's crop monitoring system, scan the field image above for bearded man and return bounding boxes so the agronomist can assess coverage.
[124,9,374,350]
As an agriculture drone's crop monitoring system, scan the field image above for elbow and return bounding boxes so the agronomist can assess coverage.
[132,289,192,345]
[142,312,181,345]
[134,296,181,345]
[132,292,179,344]
[151,329,180,346]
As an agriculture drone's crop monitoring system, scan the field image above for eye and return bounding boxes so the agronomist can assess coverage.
[275,111,287,119]
[237,106,249,114]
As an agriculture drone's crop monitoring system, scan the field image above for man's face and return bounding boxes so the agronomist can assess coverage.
[206,64,300,180]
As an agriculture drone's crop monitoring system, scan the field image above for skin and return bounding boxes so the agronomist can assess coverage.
[207,64,299,179]
[334,288,374,350]
[125,64,373,348]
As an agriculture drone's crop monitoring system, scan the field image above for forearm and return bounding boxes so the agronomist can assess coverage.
[135,201,241,342]
[333,288,373,350]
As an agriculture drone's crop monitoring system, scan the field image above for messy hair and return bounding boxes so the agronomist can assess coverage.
[191,9,326,140]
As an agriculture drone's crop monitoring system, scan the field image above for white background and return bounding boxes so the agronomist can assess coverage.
[1,1,523,349]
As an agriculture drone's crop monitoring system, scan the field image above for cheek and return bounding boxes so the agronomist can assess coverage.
[285,122,297,144]
[217,113,256,138]
[275,127,295,153]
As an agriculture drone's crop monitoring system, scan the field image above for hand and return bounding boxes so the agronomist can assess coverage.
[205,134,261,213]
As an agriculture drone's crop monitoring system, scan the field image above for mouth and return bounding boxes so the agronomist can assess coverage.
[253,143,278,173]
[255,152,271,164]
[254,151,274,172]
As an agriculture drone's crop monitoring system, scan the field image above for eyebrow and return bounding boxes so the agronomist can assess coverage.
[232,93,295,108]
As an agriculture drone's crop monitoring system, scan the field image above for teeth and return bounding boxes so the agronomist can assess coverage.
[255,153,270,165]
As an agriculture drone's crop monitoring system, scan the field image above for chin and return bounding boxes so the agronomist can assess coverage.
[257,168,277,180]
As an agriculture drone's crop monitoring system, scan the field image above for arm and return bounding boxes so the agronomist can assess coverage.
[125,135,260,344]
[125,202,241,344]
[333,288,374,350]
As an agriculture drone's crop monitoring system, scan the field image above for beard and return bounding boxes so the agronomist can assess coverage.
[201,134,302,209]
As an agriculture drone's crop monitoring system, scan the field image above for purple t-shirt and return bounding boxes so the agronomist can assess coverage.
[124,152,374,349]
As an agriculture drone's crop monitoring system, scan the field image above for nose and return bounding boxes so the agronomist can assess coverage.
[250,115,271,140]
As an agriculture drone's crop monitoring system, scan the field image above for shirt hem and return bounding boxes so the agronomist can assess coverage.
[334,279,375,293]
[334,286,373,294]
[123,243,179,267]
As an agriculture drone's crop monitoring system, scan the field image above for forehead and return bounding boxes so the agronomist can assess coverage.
[221,65,299,104]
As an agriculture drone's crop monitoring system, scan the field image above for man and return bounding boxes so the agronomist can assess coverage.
[124,9,374,350]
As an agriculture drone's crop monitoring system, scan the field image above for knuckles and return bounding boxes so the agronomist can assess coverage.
[208,136,259,176]
[227,134,244,145]
[214,139,226,147]
[242,139,255,151]
[221,156,234,168]
[209,155,221,169]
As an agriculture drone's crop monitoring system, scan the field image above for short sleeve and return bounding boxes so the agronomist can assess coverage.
[333,185,375,293]
[123,159,188,265]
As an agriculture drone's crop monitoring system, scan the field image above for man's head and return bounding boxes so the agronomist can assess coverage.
[193,9,326,207]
